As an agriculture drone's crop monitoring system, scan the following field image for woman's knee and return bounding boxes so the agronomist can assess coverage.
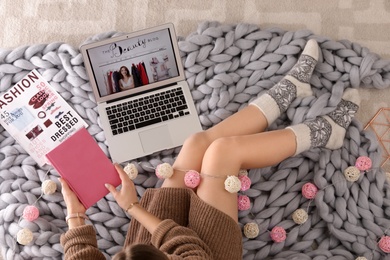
[208,136,240,155]
[202,137,241,176]
[182,131,211,150]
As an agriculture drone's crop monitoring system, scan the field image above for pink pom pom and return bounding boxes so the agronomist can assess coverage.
[237,195,250,211]
[239,175,251,191]
[379,236,390,253]
[302,182,318,199]
[355,156,372,171]
[270,226,286,243]
[184,170,201,188]
[23,205,39,222]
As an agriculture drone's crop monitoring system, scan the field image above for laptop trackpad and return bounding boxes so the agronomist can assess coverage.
[139,125,173,153]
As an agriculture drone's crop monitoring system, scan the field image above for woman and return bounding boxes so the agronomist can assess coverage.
[119,66,134,90]
[60,39,360,259]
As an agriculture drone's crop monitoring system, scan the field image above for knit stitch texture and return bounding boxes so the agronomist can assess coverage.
[1,21,390,259]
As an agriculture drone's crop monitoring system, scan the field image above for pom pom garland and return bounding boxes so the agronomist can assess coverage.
[17,228,34,245]
[224,175,241,193]
[239,175,251,191]
[270,226,287,243]
[184,170,201,188]
[344,166,361,182]
[155,163,174,179]
[23,205,39,222]
[237,195,250,211]
[12,154,385,251]
[292,208,308,224]
[15,170,51,246]
[41,180,57,195]
[243,222,259,239]
[302,182,318,199]
[379,236,390,253]
[355,156,372,171]
[124,163,138,180]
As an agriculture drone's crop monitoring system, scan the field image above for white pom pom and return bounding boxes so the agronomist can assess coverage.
[238,169,248,177]
[155,163,174,179]
[17,228,33,245]
[224,175,241,193]
[344,166,361,182]
[243,222,259,239]
[124,163,138,180]
[41,180,57,195]
[292,208,308,224]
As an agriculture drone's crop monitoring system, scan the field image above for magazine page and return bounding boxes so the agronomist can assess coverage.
[0,69,88,166]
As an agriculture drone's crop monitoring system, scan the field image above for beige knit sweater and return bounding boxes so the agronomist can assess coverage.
[61,188,243,259]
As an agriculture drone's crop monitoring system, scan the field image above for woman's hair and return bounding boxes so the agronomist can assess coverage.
[119,66,130,78]
[112,244,169,260]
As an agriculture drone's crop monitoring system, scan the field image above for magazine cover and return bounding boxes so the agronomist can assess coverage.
[0,69,88,166]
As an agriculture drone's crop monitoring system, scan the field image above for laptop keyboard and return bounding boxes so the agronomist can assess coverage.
[105,87,190,136]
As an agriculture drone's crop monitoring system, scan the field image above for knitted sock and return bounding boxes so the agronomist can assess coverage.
[287,88,360,155]
[250,39,319,126]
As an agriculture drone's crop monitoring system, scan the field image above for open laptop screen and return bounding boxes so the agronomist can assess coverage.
[84,28,180,100]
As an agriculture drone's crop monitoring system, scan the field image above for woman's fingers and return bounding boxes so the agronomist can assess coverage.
[106,164,127,196]
[114,163,134,190]
[114,163,130,182]
[59,178,77,200]
[58,178,65,188]
[59,178,86,213]
[105,183,117,195]
[59,178,71,194]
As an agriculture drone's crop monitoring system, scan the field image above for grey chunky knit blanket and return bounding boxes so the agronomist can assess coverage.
[1,21,390,260]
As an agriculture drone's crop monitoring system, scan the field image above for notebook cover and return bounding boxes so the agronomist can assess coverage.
[46,127,120,209]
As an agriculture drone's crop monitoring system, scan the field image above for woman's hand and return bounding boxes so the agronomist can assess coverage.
[59,178,86,215]
[107,164,163,234]
[105,163,139,211]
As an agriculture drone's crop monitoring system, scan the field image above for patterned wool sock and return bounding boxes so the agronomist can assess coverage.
[287,88,360,155]
[250,39,319,126]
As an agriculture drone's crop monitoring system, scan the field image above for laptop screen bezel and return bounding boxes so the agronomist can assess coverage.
[80,23,186,104]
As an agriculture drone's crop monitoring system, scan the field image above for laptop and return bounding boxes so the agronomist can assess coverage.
[80,23,202,163]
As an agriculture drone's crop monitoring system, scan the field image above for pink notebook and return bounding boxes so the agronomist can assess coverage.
[46,127,121,209]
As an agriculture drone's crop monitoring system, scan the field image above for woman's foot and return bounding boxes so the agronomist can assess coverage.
[250,39,319,126]
[288,88,360,155]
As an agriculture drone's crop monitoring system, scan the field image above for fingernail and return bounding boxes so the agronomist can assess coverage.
[105,183,110,189]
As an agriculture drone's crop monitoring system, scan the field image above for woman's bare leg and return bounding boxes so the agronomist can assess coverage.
[196,88,361,221]
[162,105,268,188]
[162,39,319,188]
[196,129,297,221]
